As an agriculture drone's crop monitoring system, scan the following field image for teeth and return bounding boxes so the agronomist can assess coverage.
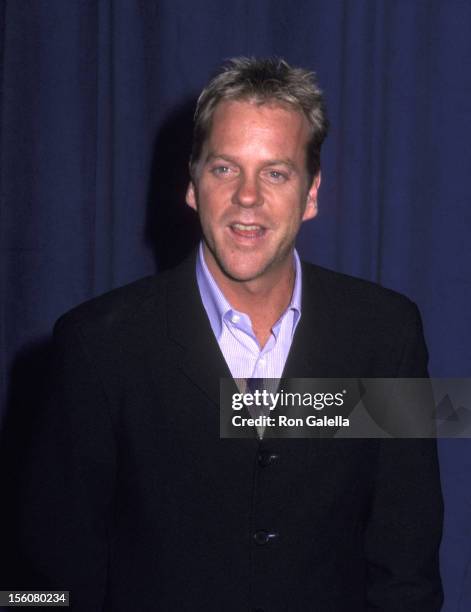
[232,223,262,231]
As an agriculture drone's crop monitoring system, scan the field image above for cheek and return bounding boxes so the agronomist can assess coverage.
[197,195,225,234]
[202,193,236,226]
[277,194,306,224]
[199,183,227,210]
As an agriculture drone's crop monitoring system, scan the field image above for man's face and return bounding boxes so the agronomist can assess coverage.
[186,99,320,285]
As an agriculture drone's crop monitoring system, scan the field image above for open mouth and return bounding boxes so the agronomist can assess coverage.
[229,223,267,239]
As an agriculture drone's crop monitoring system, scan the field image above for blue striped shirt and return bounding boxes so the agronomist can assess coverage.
[196,243,302,380]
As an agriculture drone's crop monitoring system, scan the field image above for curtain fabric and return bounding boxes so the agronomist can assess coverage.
[1,1,470,609]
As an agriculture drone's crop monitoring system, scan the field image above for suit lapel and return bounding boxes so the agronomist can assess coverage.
[165,255,344,407]
[166,252,232,407]
[282,261,340,379]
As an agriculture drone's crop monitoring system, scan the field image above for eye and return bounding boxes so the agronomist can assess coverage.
[266,169,288,183]
[211,165,233,177]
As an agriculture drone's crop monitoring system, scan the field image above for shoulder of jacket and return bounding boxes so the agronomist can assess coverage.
[301,260,419,322]
[53,272,169,339]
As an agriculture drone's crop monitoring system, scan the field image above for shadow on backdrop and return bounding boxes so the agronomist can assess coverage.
[146,98,201,271]
[0,99,204,589]
[0,338,53,588]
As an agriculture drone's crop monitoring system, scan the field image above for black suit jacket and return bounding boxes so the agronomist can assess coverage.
[17,254,443,611]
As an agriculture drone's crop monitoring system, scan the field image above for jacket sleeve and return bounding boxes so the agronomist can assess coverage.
[18,315,116,611]
[365,304,444,610]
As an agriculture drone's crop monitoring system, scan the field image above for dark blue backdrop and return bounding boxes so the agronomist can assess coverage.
[1,1,470,609]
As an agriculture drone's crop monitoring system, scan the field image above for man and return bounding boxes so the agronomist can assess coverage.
[19,58,442,611]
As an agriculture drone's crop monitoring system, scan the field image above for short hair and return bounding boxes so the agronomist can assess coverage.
[190,57,329,183]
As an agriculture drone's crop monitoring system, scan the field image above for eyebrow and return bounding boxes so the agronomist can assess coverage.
[205,153,296,169]
[205,153,237,165]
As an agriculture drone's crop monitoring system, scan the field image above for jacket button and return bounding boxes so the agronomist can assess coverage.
[258,451,279,467]
[254,530,278,545]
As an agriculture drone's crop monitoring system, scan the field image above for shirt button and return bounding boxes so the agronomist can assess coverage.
[258,451,279,467]
[253,530,278,545]
[231,314,240,323]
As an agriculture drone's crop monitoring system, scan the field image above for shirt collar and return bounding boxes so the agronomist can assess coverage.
[196,242,302,340]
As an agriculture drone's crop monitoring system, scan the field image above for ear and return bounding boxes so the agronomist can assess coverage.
[186,181,197,211]
[302,172,321,221]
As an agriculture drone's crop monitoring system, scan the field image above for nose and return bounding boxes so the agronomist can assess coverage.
[232,172,263,208]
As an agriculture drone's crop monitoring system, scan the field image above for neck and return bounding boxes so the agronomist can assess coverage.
[203,246,296,346]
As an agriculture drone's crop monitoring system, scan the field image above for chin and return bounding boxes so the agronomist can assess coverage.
[206,240,287,284]
[217,255,274,284]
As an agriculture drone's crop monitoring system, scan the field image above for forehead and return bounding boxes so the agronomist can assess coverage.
[205,99,311,158]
